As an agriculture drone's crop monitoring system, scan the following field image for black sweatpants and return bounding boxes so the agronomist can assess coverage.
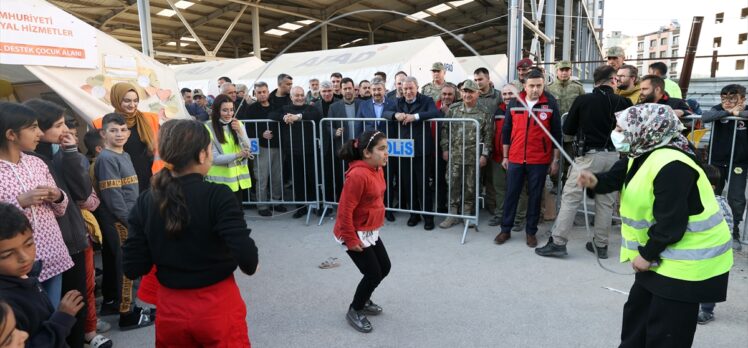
[397,157,434,219]
[619,280,699,348]
[61,251,87,348]
[346,240,391,311]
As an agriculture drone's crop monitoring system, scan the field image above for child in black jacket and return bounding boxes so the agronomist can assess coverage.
[0,203,83,348]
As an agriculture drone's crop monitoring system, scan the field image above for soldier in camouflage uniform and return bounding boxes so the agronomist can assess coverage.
[421,62,448,102]
[439,80,494,228]
[546,60,585,189]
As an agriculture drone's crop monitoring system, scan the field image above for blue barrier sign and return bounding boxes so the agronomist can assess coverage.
[248,138,260,155]
[387,139,414,157]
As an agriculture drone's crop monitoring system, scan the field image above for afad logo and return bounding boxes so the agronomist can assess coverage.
[295,51,376,67]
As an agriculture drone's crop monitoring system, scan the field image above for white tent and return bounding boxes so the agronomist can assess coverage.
[171,57,265,97]
[238,37,468,92]
[0,0,188,124]
[456,54,509,88]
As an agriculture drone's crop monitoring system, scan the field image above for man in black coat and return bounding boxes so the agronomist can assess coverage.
[383,76,440,230]
[273,86,322,218]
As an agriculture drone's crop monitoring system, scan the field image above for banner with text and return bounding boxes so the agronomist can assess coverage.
[0,0,97,68]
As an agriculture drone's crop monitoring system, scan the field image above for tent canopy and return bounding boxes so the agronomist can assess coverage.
[171,57,265,97]
[238,37,468,92]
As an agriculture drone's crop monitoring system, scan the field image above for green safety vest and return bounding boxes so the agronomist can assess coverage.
[619,148,733,281]
[204,124,252,192]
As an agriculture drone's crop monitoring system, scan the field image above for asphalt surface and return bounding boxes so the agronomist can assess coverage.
[103,209,748,347]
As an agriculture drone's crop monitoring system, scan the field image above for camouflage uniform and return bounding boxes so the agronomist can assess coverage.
[439,102,494,212]
[421,81,446,102]
[546,79,585,117]
[477,87,502,116]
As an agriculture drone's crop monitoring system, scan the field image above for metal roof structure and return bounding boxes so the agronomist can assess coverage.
[52,0,605,80]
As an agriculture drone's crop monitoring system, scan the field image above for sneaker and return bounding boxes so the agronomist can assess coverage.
[535,238,568,257]
[86,334,113,348]
[98,300,119,317]
[439,217,460,229]
[697,311,714,325]
[258,209,272,217]
[118,306,155,331]
[488,215,502,226]
[346,306,373,333]
[96,319,111,333]
[362,300,383,315]
[585,242,608,259]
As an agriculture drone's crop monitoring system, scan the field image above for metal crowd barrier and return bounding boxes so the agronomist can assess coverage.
[318,118,482,244]
[239,119,320,225]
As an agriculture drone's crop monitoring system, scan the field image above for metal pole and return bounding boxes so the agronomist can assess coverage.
[544,0,556,64]
[562,0,572,61]
[507,0,524,82]
[574,0,582,76]
[679,16,704,98]
[136,0,154,57]
[321,24,328,50]
[252,7,261,60]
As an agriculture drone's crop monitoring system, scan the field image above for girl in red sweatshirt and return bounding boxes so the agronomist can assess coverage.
[333,130,390,334]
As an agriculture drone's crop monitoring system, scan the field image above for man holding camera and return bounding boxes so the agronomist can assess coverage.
[535,65,632,258]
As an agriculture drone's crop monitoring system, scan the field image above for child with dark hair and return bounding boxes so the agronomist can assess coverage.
[94,113,154,330]
[0,102,73,308]
[0,202,84,348]
[697,165,734,325]
[333,130,390,333]
[23,98,91,348]
[123,119,258,346]
[0,298,29,347]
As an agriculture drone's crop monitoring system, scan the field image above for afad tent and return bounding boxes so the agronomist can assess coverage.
[456,54,509,89]
[171,57,265,97]
[0,0,188,124]
[238,37,468,93]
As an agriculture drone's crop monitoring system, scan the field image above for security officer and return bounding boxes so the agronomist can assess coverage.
[577,103,732,347]
[535,65,632,258]
[422,62,448,102]
[546,60,585,117]
[439,80,494,228]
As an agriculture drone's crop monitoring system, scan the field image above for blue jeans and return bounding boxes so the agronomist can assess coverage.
[501,162,549,235]
[41,274,63,309]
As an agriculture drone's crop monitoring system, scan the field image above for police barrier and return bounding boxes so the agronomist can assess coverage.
[239,119,320,225]
[318,118,482,244]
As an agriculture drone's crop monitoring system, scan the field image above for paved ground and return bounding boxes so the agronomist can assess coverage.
[104,209,748,347]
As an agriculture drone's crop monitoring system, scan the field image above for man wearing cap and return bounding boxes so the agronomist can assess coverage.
[547,61,585,117]
[606,47,626,70]
[511,58,534,91]
[438,80,494,228]
[422,62,448,102]
[186,89,209,121]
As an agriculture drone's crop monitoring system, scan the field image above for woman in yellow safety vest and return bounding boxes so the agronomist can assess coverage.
[577,103,732,348]
[205,94,252,205]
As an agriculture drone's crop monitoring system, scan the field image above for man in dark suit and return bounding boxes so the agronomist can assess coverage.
[383,76,440,230]
[320,77,359,203]
[357,77,398,221]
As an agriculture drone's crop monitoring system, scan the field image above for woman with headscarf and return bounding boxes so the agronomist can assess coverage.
[93,82,163,192]
[577,104,733,347]
[92,82,161,315]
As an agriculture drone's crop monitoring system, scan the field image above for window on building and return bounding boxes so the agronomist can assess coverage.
[650,39,656,47]
[741,7,748,19]
[649,52,656,59]
[673,36,679,46]
[638,41,644,50]
[714,37,722,48]
[637,54,644,60]
[659,51,666,58]
[715,12,724,24]
[737,60,746,71]
[739,33,748,45]
[660,38,667,45]
[671,62,677,71]
[672,49,678,57]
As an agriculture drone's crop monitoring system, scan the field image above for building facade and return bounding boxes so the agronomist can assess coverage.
[635,21,681,79]
[689,4,748,78]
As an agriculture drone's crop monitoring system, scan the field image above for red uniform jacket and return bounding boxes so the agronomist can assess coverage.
[502,91,562,165]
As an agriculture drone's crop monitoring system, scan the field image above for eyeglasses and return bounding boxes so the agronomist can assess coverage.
[616,75,632,79]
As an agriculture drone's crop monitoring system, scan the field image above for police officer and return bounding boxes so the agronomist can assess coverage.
[535,65,632,258]
[438,80,494,228]
[422,62,448,102]
[578,103,732,347]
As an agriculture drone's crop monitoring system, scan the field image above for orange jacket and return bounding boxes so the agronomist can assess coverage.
[92,112,164,173]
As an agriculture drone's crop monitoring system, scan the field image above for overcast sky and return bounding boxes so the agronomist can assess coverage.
[603,0,716,37]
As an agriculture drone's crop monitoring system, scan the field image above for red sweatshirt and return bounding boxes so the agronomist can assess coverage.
[333,160,386,248]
